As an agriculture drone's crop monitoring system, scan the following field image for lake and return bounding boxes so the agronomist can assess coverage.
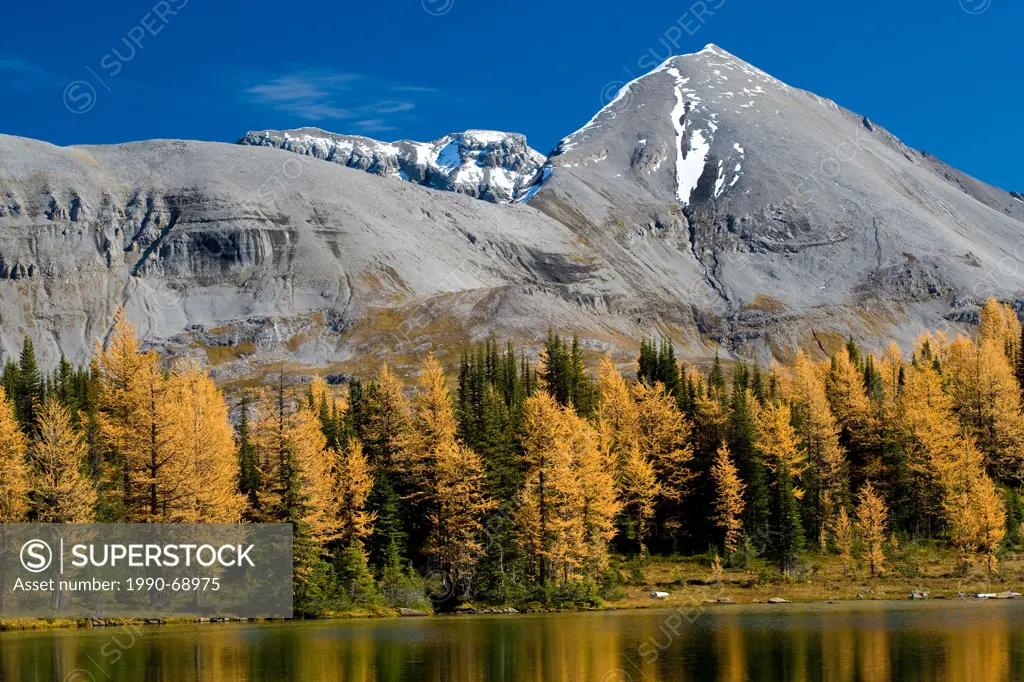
[2,600,1023,681]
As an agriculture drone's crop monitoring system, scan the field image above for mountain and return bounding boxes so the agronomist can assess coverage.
[238,128,545,204]
[1,45,1022,373]
[519,44,1024,354]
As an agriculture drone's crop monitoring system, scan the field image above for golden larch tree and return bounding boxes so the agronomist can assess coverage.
[566,407,620,576]
[168,364,246,522]
[856,483,888,577]
[756,401,806,479]
[289,405,338,546]
[633,381,695,501]
[519,391,617,584]
[426,440,494,587]
[29,398,96,523]
[978,297,1021,366]
[970,474,1006,574]
[711,442,746,554]
[518,392,582,583]
[619,444,660,562]
[400,354,459,502]
[334,439,376,549]
[945,335,1024,480]
[900,359,985,526]
[597,354,640,460]
[944,488,980,564]
[792,352,848,551]
[831,506,854,576]
[826,347,875,460]
[360,362,413,468]
[404,355,494,585]
[251,382,338,546]
[0,385,30,523]
[97,311,191,522]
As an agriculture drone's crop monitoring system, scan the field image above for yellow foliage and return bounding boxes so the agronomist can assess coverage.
[334,440,376,548]
[597,354,640,459]
[169,364,246,523]
[944,335,1024,480]
[856,482,888,577]
[29,399,96,523]
[756,401,806,478]
[711,442,745,554]
[792,352,848,546]
[619,444,659,560]
[978,297,1021,365]
[0,386,29,523]
[405,355,494,583]
[519,391,619,583]
[97,312,193,522]
[831,506,854,575]
[634,381,695,501]
[360,362,413,468]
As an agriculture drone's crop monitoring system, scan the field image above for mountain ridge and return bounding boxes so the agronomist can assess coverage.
[238,127,545,204]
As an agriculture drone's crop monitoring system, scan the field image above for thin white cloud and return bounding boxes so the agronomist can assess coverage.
[371,101,416,114]
[355,119,398,133]
[246,73,358,121]
[245,70,432,129]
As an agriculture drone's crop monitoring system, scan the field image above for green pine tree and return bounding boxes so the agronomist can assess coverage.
[236,392,262,515]
[16,337,42,431]
[771,462,805,575]
[334,539,380,606]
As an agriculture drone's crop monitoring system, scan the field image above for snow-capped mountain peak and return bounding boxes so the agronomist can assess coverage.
[238,127,545,204]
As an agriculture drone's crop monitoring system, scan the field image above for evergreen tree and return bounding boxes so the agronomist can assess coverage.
[335,538,379,605]
[772,460,804,575]
[708,351,727,398]
[728,382,769,547]
[538,331,595,416]
[15,337,42,431]
[477,385,521,500]
[236,392,262,512]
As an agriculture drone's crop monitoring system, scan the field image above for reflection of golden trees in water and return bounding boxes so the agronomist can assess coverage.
[714,614,747,682]
[0,606,1022,681]
[942,610,1010,682]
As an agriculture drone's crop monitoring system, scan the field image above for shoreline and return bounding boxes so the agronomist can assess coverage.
[4,590,1021,633]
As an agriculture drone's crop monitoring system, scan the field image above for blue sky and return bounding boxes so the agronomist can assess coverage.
[0,0,1020,190]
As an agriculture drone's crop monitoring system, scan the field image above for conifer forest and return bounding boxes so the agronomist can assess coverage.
[2,300,1024,616]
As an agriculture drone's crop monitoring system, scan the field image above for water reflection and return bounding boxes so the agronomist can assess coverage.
[2,601,1023,681]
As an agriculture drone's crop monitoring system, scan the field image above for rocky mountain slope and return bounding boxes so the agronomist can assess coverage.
[1,45,1023,373]
[238,128,545,204]
[0,135,624,371]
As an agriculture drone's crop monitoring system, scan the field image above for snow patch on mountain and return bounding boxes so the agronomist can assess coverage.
[668,67,711,207]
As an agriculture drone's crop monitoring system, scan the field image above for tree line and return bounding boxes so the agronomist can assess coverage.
[2,301,1024,614]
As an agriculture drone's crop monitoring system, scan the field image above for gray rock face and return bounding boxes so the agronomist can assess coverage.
[238,128,546,204]
[2,45,1023,372]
